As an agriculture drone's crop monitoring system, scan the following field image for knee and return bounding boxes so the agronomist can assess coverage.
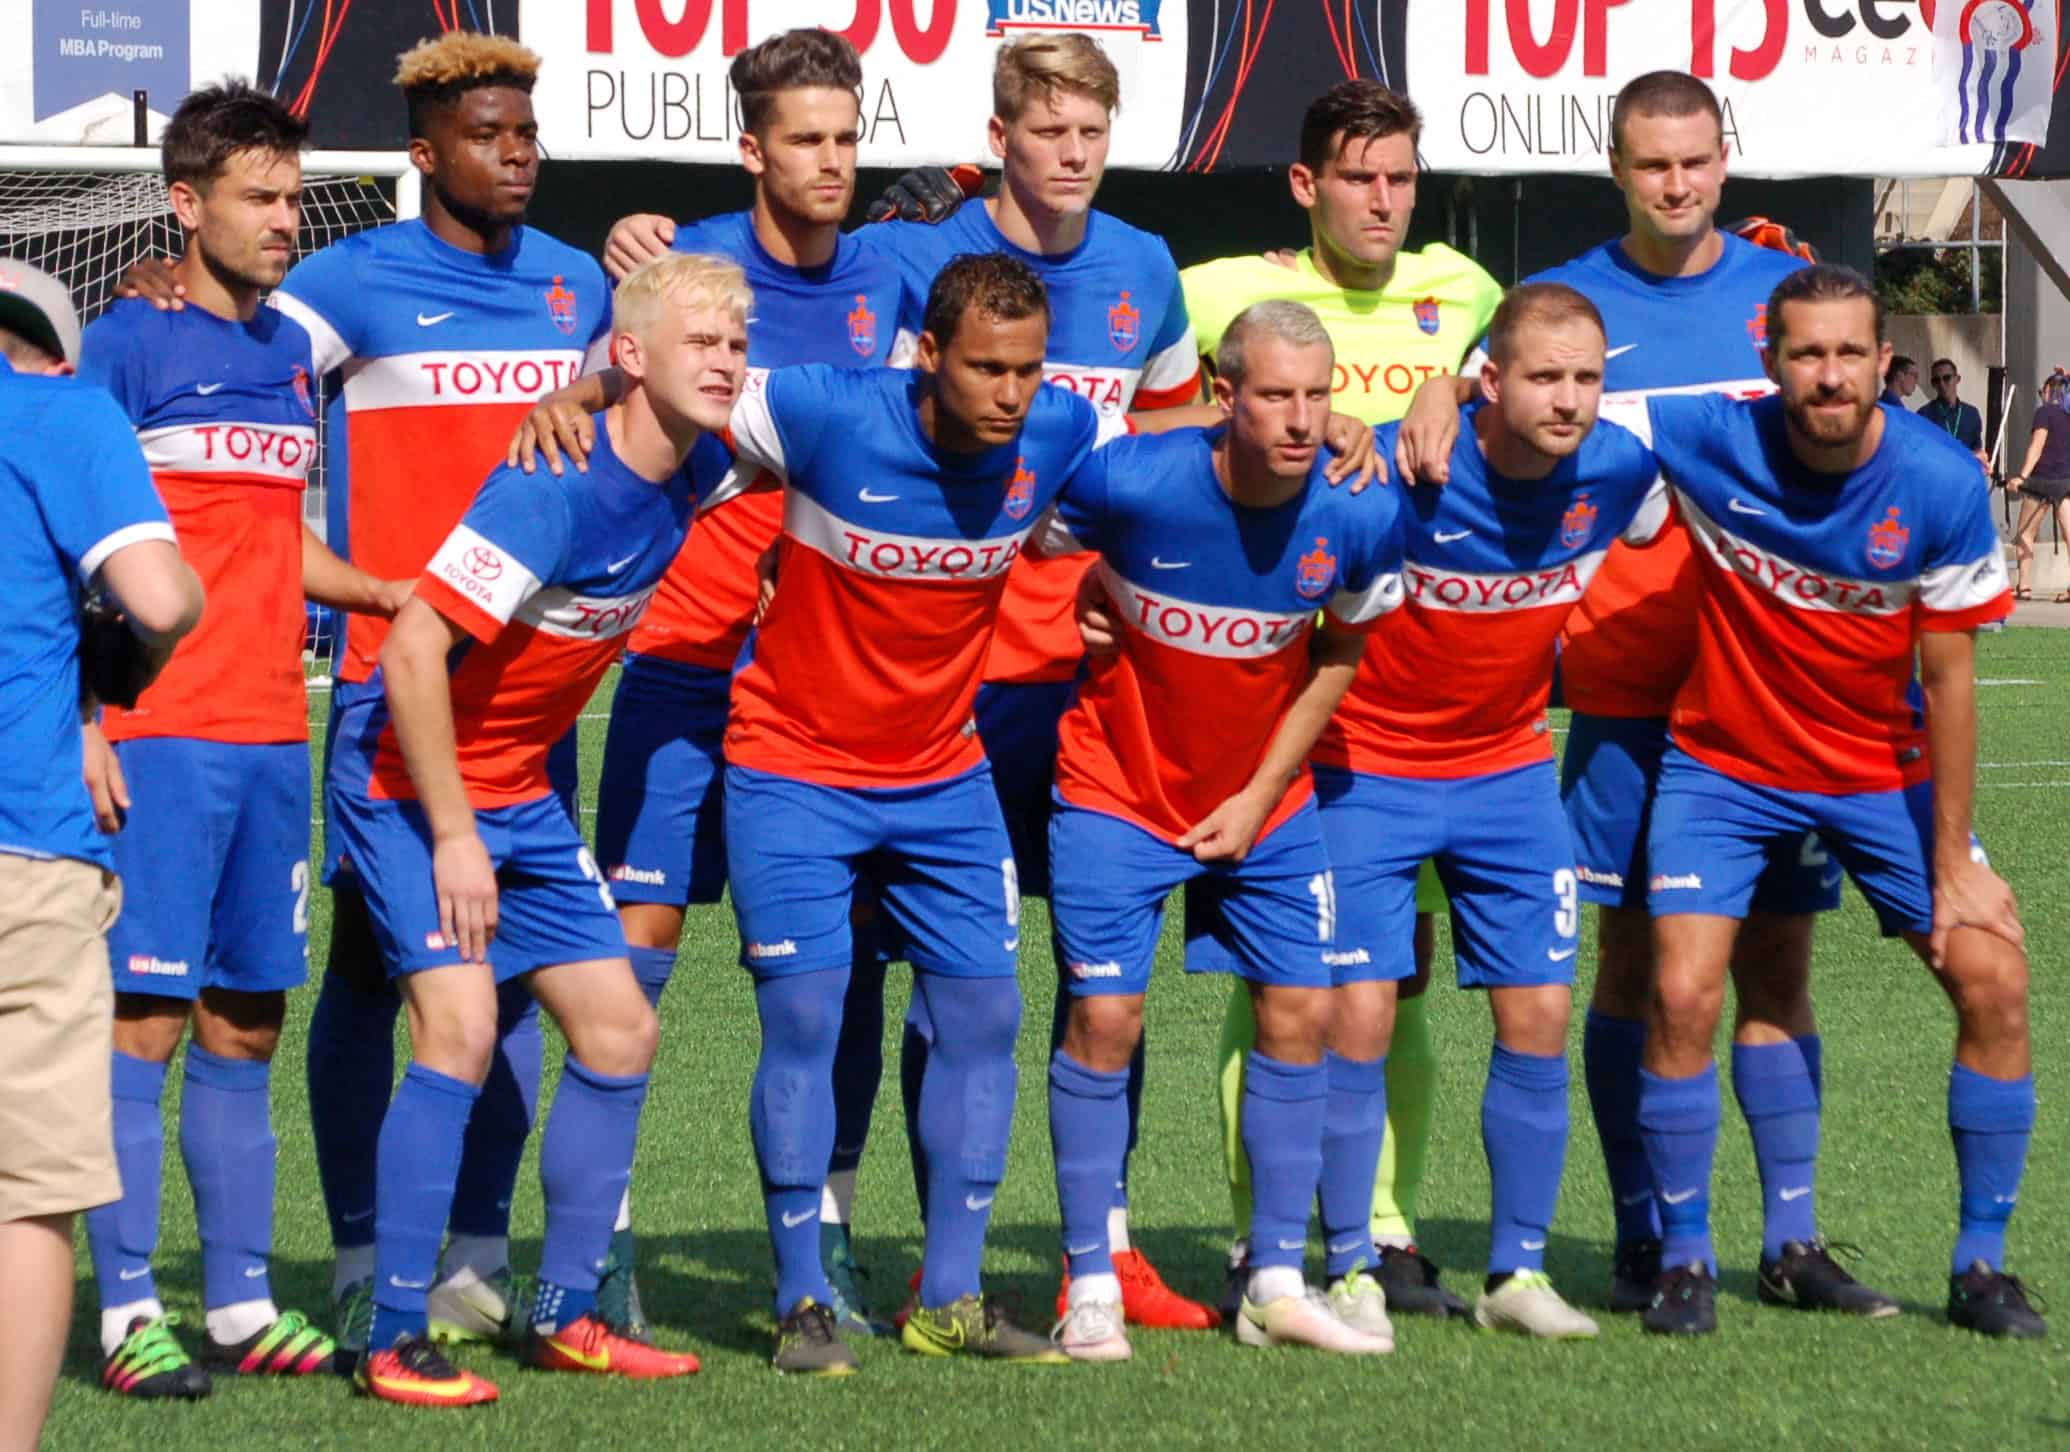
[1253,986,1330,1061]
[1493,985,1571,1057]
[1064,995,1142,1072]
[111,995,189,1063]
[1948,939,2030,1039]
[419,1010,498,1085]
[1328,982,1395,1061]
[1650,960,1727,1043]
[193,989,286,1062]
[760,972,849,1057]
[584,1000,661,1078]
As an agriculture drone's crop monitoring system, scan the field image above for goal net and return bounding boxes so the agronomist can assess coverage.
[0,147,419,687]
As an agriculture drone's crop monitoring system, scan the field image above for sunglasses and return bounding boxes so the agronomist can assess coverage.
[1932,373,1955,383]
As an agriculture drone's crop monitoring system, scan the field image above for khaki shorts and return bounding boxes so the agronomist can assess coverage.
[0,855,122,1221]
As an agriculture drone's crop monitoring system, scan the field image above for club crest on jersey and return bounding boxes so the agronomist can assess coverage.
[1561,492,1598,549]
[1866,506,1910,571]
[1746,304,1770,350]
[847,293,877,357]
[1004,456,1036,520]
[1108,291,1140,352]
[290,364,314,417]
[544,274,579,337]
[1413,296,1441,336]
[1295,536,1337,600]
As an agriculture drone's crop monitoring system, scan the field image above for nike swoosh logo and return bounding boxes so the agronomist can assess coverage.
[1276,1239,1306,1252]
[1067,1241,1104,1256]
[389,1275,429,1289]
[119,1266,151,1280]
[1328,1234,1366,1254]
[1617,1191,1652,1207]
[605,554,639,575]
[243,1265,268,1278]
[1150,556,1190,569]
[781,1208,817,1228]
[1820,869,1844,891]
[965,1194,994,1212]
[1003,937,1020,952]
[1606,344,1639,360]
[1727,498,1769,516]
[546,1335,611,1371]
[1660,1188,1701,1205]
[1520,1238,1547,1251]
[341,1209,374,1224]
[1435,528,1473,543]
[1778,1185,1812,1202]
[1548,945,1577,962]
[195,382,225,395]
[417,311,455,327]
[858,488,899,502]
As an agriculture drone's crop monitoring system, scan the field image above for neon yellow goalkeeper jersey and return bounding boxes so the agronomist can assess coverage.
[1181,243,1502,425]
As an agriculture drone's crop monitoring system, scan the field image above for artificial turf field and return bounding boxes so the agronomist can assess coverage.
[41,625,2070,1449]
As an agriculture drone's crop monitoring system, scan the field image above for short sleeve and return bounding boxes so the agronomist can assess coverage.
[1134,246,1200,409]
[415,470,571,643]
[76,312,150,423]
[727,365,819,479]
[1325,495,1406,631]
[1601,425,1670,545]
[578,254,613,376]
[34,386,173,581]
[1917,486,2011,631]
[273,243,362,375]
[1179,260,1238,368]
[1039,442,1115,557]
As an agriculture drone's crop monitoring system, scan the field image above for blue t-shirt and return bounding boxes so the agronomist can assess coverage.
[0,359,176,865]
[671,211,913,369]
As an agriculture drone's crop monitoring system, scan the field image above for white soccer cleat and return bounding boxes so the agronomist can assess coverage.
[1053,1299,1131,1362]
[425,1265,516,1345]
[1474,1271,1600,1340]
[1325,1270,1396,1350]
[1236,1289,1394,1355]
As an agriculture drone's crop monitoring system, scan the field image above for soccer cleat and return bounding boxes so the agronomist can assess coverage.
[333,1277,374,1375]
[523,1313,699,1377]
[823,1222,890,1337]
[1052,1299,1131,1363]
[426,1264,526,1346]
[891,1269,922,1332]
[1641,1262,1720,1337]
[1475,1272,1600,1340]
[1324,1269,1396,1348]
[1057,1248,1218,1331]
[596,1247,654,1346]
[202,1309,339,1376]
[354,1334,498,1407]
[1757,1238,1899,1318]
[1609,1238,1663,1314]
[1219,1241,1249,1328]
[901,1294,1070,1363]
[101,1313,212,1400]
[774,1298,861,1376]
[1235,1289,1394,1355]
[1947,1262,2047,1340]
[1376,1243,1470,1320]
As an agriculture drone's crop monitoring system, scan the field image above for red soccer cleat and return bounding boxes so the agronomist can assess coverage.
[522,1314,700,1378]
[355,1335,499,1408]
[892,1269,922,1331]
[1056,1250,1220,1330]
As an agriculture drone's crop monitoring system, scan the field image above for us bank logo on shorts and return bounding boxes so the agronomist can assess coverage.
[1069,959,1123,979]
[748,939,799,960]
[609,864,667,886]
[127,955,190,977]
[1650,872,1704,891]
[1323,947,1371,968]
[1576,864,1625,889]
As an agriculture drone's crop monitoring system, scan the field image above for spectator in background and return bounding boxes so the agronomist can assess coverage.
[1882,354,1918,405]
[0,262,203,1452]
[1917,357,1986,466]
[2005,372,2070,602]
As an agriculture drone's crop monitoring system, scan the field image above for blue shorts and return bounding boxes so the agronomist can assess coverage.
[725,763,1019,980]
[328,787,624,981]
[593,652,731,907]
[1317,760,1580,990]
[1051,798,1335,997]
[109,738,311,1000]
[322,680,577,887]
[1563,712,1842,916]
[1647,747,1964,937]
[973,678,1075,900]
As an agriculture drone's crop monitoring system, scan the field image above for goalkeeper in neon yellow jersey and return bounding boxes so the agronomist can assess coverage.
[1179,79,1499,1324]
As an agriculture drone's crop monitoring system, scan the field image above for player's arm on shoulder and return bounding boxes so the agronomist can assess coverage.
[507,371,621,475]
[302,524,412,617]
[270,244,360,375]
[1917,629,2022,964]
[1395,372,1482,486]
[114,254,185,311]
[603,212,677,281]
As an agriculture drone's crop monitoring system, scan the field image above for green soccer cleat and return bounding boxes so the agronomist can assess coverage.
[901,1294,1069,1364]
[597,1231,654,1346]
[333,1277,375,1375]
[773,1298,860,1376]
[427,1264,530,1347]
[202,1308,339,1376]
[822,1222,890,1337]
[101,1312,211,1400]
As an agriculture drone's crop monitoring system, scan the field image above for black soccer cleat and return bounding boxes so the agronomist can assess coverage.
[1609,1237,1662,1314]
[1947,1261,2046,1340]
[1376,1243,1471,1320]
[1757,1238,1899,1318]
[1641,1262,1719,1337]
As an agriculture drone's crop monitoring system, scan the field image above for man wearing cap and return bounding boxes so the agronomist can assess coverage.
[0,260,203,1448]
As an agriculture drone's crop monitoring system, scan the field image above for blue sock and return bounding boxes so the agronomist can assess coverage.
[305,970,396,1250]
[629,945,676,1013]
[1583,1011,1659,1247]
[87,1052,168,1307]
[369,1063,478,1351]
[1241,1050,1327,1272]
[1637,1064,1720,1275]
[1483,1043,1569,1275]
[915,974,1021,1308]
[1731,1038,1821,1259]
[179,1047,277,1310]
[901,998,932,1220]
[1048,1050,1129,1281]
[1948,1063,2035,1273]
[751,968,846,1316]
[830,957,888,1183]
[448,980,541,1239]
[1049,943,1142,1222]
[1321,1051,1386,1280]
[536,1054,650,1329]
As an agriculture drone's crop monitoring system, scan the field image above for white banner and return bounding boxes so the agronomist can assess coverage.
[526,0,1189,167]
[1933,0,2058,147]
[0,0,261,145]
[1408,0,2056,179]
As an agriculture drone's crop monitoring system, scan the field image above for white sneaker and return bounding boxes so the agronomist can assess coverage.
[1325,1270,1395,1349]
[1236,1289,1393,1355]
[1474,1271,1599,1339]
[1053,1300,1131,1362]
[426,1265,516,1344]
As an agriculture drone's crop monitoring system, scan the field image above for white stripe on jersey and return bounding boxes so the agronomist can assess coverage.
[787,491,1029,583]
[271,291,350,377]
[1401,551,1607,613]
[427,524,543,626]
[1327,570,1405,626]
[340,350,586,411]
[138,423,316,484]
[512,585,657,641]
[1919,550,2012,615]
[78,521,178,584]
[1139,330,1201,396]
[1104,562,1314,659]
[1678,497,1913,616]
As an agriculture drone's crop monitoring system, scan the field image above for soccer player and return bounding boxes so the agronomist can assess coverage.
[1044,301,1401,1363]
[1396,71,1887,1319]
[1630,264,2039,1339]
[78,83,407,1397]
[330,250,739,1405]
[1179,80,1499,1320]
[507,27,915,1336]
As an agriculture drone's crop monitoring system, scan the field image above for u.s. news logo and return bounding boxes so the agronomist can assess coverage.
[987,0,1162,39]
